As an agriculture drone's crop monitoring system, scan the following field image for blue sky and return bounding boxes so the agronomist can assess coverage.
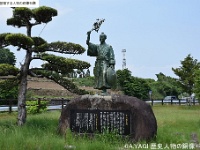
[0,0,200,80]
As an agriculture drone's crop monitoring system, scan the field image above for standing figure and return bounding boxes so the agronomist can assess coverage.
[86,31,116,94]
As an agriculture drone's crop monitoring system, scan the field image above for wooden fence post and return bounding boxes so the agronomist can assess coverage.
[37,98,41,113]
[193,98,195,105]
[61,98,64,110]
[9,99,12,113]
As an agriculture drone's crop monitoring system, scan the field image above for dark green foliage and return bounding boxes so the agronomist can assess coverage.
[0,64,19,76]
[123,76,150,99]
[172,54,200,95]
[36,41,86,54]
[40,53,90,74]
[148,82,164,99]
[116,69,132,89]
[116,69,182,100]
[193,69,200,101]
[32,37,47,47]
[1,33,34,50]
[147,73,182,99]
[0,33,11,47]
[5,33,34,49]
[0,48,16,65]
[0,78,19,99]
[32,6,57,23]
[7,6,57,27]
[156,73,180,97]
[116,69,150,99]
[7,7,33,27]
[7,17,24,28]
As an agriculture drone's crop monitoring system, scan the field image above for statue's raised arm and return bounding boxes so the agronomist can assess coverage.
[86,30,91,45]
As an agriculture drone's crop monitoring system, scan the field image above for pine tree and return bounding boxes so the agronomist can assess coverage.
[0,7,90,125]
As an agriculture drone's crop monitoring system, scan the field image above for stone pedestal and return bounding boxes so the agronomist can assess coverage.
[58,94,157,142]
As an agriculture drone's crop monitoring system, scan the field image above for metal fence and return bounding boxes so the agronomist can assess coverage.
[1,98,199,113]
[0,98,70,113]
[145,99,199,106]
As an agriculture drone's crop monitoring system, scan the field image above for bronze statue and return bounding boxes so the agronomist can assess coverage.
[86,20,116,94]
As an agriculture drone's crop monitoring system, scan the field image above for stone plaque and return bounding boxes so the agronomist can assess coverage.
[70,109,130,135]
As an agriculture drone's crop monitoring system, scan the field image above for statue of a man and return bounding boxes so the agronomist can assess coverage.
[86,30,116,94]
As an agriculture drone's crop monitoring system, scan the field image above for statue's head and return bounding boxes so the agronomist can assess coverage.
[100,32,107,39]
[99,32,107,44]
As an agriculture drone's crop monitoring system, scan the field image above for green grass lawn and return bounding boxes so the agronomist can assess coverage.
[154,105,200,148]
[0,105,199,150]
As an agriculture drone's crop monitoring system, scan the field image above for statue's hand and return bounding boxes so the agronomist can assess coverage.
[87,30,92,35]
[86,31,92,45]
[110,65,114,69]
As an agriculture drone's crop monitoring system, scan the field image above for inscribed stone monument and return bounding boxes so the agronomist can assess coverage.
[58,20,157,142]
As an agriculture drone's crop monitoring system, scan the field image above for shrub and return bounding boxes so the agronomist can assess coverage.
[0,78,18,99]
[26,100,48,114]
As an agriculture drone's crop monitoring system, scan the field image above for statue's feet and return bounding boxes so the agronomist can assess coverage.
[100,89,108,96]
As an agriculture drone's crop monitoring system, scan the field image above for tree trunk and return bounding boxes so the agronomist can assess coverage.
[17,25,32,126]
[17,51,32,125]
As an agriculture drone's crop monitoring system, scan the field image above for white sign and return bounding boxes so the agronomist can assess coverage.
[0,0,39,7]
[149,90,152,95]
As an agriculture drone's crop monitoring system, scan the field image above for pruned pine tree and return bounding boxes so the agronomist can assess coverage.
[0,6,90,125]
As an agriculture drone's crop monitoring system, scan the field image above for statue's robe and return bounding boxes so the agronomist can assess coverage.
[87,42,115,90]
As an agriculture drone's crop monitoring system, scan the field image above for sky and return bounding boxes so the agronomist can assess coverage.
[0,0,200,80]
